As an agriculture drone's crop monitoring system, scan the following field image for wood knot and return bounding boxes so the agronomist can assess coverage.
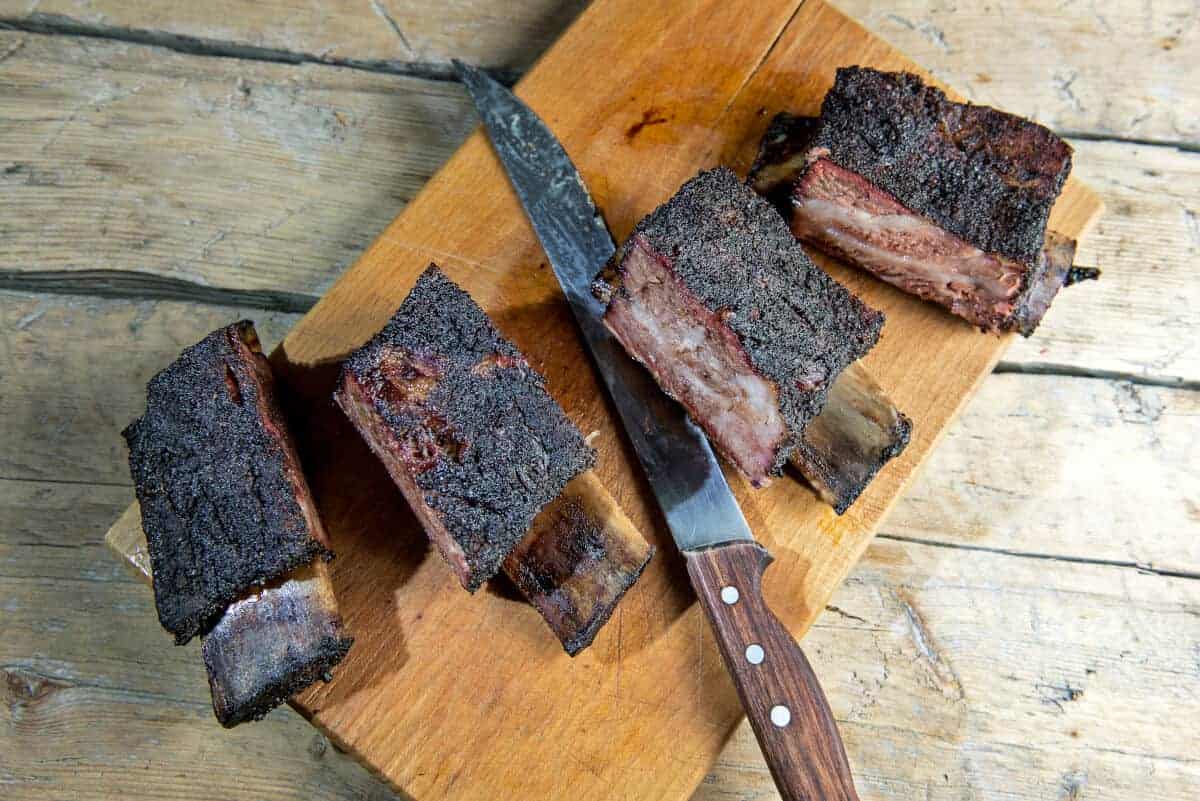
[3,666,69,714]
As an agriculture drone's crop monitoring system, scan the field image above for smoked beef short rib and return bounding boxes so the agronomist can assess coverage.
[124,322,331,644]
[749,68,1085,335]
[594,167,883,487]
[336,265,596,592]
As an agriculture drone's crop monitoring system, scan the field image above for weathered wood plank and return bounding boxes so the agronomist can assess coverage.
[2,0,1194,144]
[3,279,1195,799]
[5,287,1196,570]
[886,372,1200,575]
[0,0,586,74]
[699,539,1200,801]
[836,0,1200,145]
[1,31,1194,381]
[5,476,1197,800]
[0,478,401,801]
[1006,139,1200,381]
[0,292,298,484]
[0,30,472,298]
[0,1,1194,798]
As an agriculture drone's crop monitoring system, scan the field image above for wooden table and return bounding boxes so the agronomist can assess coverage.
[1,2,1196,799]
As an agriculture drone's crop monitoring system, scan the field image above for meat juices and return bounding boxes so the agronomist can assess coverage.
[595,167,884,487]
[750,68,1083,335]
[124,321,332,644]
[336,265,596,592]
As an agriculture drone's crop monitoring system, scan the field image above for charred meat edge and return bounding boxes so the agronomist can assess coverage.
[596,167,883,487]
[116,524,352,728]
[503,471,654,656]
[333,265,595,592]
[123,321,331,644]
[336,369,475,585]
[790,362,911,514]
[343,361,653,652]
[601,237,790,485]
[812,67,1073,264]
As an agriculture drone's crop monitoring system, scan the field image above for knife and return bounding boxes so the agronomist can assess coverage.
[457,61,859,801]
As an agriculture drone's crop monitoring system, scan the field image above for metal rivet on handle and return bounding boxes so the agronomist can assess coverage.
[720,586,739,605]
[745,644,764,665]
[770,705,791,727]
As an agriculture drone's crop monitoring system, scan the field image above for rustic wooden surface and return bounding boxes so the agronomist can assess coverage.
[1,1,1196,799]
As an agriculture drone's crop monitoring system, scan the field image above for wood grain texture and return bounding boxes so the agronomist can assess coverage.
[7,473,1198,801]
[1,0,1193,799]
[886,372,1200,575]
[3,291,1196,798]
[1004,138,1200,381]
[834,0,1200,145]
[0,483,400,801]
[9,288,1190,577]
[0,292,299,485]
[95,2,1101,799]
[0,29,474,298]
[687,542,858,801]
[0,0,588,73]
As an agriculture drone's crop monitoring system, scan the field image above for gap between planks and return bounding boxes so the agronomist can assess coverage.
[0,12,515,85]
[874,532,1200,582]
[0,13,1195,154]
[6,467,1196,583]
[3,277,1194,392]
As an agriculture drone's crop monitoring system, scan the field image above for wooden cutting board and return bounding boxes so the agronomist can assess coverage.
[106,0,1103,798]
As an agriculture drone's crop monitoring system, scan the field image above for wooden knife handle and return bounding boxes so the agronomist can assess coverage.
[686,541,859,801]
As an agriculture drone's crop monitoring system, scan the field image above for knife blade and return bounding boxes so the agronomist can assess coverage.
[457,60,859,801]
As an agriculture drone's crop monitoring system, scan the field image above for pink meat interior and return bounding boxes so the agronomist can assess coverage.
[791,157,1028,330]
[603,237,787,486]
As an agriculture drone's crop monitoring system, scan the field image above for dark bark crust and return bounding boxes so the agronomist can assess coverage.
[748,112,821,210]
[124,321,330,644]
[814,67,1072,264]
[339,265,595,591]
[598,167,883,475]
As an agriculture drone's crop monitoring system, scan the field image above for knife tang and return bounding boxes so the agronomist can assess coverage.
[687,541,859,801]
